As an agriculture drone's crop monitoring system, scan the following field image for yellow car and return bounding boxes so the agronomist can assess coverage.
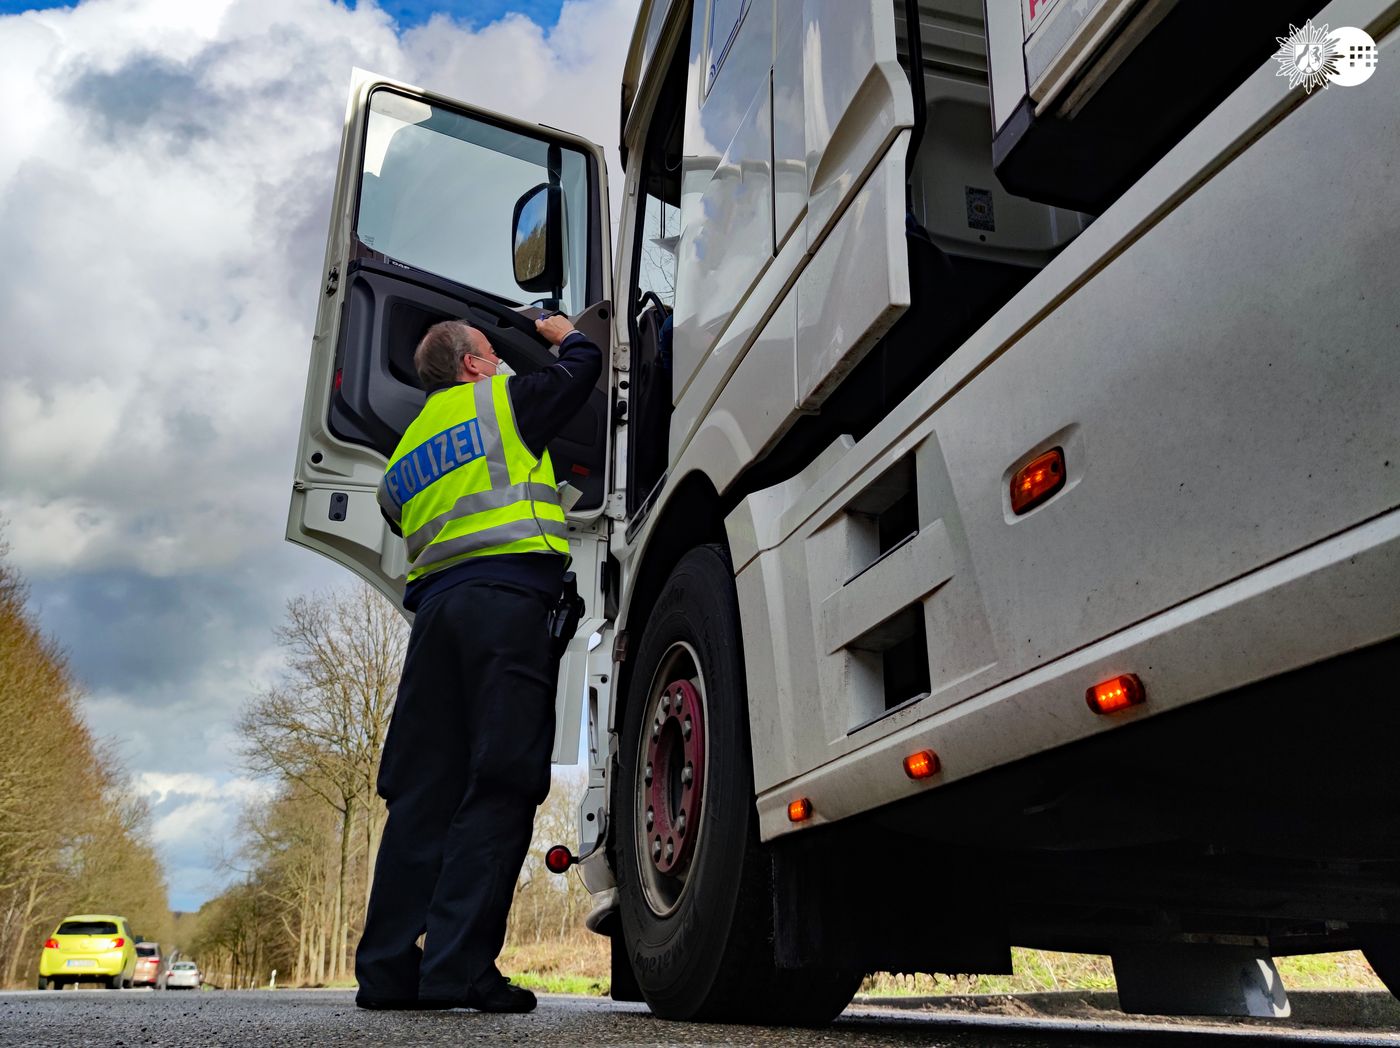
[38,914,139,990]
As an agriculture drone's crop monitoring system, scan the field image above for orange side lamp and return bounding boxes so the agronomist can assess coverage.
[1086,674,1146,714]
[1011,448,1066,515]
[902,749,941,780]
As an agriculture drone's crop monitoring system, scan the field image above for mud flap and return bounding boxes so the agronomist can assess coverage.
[1113,944,1290,1017]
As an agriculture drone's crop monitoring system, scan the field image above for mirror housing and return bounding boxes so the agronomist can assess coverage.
[512,183,565,294]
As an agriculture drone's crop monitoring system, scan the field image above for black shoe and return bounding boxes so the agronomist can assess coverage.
[458,980,537,1014]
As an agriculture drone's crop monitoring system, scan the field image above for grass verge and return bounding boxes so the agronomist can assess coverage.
[858,949,1384,997]
[501,937,610,997]
[508,972,610,995]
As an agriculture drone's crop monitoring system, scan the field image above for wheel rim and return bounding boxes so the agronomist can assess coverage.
[634,640,708,917]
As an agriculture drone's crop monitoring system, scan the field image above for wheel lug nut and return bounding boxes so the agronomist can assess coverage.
[682,717,692,739]
[652,838,661,860]
[651,724,659,740]
[665,839,674,861]
[681,765,693,786]
[644,762,652,784]
[676,813,686,836]
[645,807,654,829]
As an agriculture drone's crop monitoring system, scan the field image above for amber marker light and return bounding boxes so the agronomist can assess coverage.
[1011,448,1066,515]
[903,749,941,780]
[787,798,812,823]
[1086,674,1146,714]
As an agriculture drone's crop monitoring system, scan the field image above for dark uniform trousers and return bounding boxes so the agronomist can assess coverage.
[356,577,557,1000]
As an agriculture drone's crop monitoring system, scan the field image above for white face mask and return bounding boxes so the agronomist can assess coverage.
[468,353,515,378]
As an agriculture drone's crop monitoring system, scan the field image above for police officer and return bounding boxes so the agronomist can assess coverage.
[355,313,599,1012]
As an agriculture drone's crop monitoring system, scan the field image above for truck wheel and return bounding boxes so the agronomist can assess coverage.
[615,545,861,1024]
[1364,934,1400,1001]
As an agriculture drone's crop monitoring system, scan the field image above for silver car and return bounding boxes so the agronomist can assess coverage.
[164,961,201,990]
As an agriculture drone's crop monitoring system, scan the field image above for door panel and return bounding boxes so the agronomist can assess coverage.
[671,0,773,403]
[290,69,612,594]
[552,529,609,765]
[801,0,914,241]
[287,70,613,764]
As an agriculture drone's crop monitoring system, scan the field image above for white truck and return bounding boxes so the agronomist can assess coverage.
[289,0,1400,1025]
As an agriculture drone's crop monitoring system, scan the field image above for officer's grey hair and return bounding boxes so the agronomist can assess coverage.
[414,320,479,389]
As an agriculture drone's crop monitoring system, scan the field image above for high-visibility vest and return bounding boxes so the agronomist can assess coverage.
[377,375,568,582]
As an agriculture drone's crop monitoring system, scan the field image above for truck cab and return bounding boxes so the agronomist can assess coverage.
[291,0,1400,1025]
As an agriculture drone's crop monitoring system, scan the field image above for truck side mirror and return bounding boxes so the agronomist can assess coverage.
[511,183,565,295]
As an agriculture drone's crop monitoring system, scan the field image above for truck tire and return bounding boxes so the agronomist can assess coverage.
[1363,935,1400,1001]
[614,545,861,1025]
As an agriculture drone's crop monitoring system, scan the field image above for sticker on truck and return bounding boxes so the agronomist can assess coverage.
[1024,0,1060,33]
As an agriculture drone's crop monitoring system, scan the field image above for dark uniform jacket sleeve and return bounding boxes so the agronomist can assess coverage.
[507,330,604,458]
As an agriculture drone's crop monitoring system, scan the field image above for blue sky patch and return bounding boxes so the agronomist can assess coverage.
[0,1,567,29]
[349,0,566,28]
[0,1,71,11]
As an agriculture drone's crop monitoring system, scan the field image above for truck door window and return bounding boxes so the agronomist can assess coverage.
[638,195,680,308]
[357,89,590,313]
[627,187,680,514]
[626,19,689,513]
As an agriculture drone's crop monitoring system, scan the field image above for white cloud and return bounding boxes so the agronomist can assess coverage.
[136,771,270,807]
[0,0,636,906]
[132,768,274,907]
[0,0,632,576]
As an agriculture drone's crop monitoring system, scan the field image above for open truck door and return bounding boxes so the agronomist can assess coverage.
[287,70,613,764]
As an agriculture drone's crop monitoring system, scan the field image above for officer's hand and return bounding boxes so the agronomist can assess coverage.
[535,313,577,346]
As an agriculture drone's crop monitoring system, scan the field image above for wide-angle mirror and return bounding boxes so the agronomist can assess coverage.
[512,182,565,295]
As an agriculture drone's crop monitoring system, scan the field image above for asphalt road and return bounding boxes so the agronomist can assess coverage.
[2,989,1398,1047]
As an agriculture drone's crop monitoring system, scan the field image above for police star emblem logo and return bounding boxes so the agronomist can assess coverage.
[1273,20,1340,93]
[1273,20,1380,93]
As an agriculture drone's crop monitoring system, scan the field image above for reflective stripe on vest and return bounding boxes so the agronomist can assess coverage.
[378,376,568,581]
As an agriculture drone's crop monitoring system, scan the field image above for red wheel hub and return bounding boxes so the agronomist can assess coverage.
[643,678,705,876]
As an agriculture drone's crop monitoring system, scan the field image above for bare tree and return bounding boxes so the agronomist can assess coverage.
[0,531,173,986]
[239,782,339,984]
[237,583,405,981]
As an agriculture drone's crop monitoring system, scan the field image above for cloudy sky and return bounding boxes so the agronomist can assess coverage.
[0,0,636,910]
